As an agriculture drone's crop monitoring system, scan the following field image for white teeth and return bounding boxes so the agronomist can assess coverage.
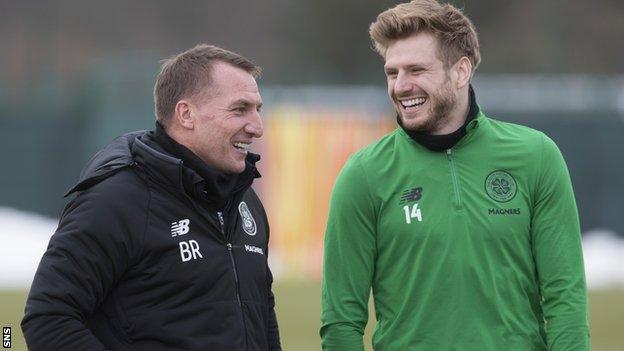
[233,142,251,151]
[400,97,426,108]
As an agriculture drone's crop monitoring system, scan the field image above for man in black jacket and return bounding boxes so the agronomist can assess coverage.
[22,44,281,351]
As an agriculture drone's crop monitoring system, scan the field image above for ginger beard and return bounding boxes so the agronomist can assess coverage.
[398,74,457,134]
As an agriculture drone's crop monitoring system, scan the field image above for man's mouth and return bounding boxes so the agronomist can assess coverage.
[233,142,251,153]
[399,97,427,110]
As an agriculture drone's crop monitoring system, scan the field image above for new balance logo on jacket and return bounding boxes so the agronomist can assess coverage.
[171,219,190,237]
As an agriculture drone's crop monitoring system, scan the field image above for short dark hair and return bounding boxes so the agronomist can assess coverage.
[154,44,261,126]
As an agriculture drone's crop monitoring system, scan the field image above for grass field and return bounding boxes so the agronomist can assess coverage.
[2,283,623,350]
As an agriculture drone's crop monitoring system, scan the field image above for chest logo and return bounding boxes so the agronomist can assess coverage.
[171,219,190,237]
[238,202,257,236]
[399,187,423,224]
[399,187,423,204]
[485,170,517,203]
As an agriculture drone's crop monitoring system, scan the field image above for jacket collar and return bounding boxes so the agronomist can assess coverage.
[145,124,261,209]
[66,128,261,211]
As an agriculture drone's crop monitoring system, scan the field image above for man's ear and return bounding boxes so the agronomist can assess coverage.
[453,56,472,89]
[173,100,194,130]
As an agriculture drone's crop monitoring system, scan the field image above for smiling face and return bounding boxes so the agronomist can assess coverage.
[176,61,263,174]
[384,31,468,135]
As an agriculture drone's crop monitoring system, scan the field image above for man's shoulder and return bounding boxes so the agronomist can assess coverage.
[68,167,150,215]
[482,115,548,149]
[89,166,147,193]
[56,167,151,244]
[349,128,400,167]
[333,130,400,192]
[480,116,569,177]
[485,115,544,137]
[242,187,264,209]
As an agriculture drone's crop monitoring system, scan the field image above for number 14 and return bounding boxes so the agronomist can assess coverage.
[403,203,422,224]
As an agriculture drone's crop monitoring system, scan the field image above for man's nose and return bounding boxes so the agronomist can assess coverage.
[246,111,263,138]
[394,71,412,94]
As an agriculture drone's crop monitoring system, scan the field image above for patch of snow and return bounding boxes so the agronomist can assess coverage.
[0,207,623,290]
[0,207,57,289]
[582,229,624,290]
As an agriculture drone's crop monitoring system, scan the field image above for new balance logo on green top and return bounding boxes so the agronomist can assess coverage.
[399,186,422,204]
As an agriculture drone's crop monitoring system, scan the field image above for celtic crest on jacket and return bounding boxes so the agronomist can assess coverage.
[484,170,517,203]
[238,201,257,236]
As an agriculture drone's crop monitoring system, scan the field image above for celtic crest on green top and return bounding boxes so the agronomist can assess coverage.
[485,170,517,202]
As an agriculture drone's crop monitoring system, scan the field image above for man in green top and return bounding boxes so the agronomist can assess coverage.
[320,1,589,350]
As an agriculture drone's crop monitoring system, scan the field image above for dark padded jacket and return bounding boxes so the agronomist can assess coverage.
[22,131,281,350]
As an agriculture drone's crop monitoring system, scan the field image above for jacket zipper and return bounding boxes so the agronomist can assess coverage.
[218,211,249,350]
[446,149,462,209]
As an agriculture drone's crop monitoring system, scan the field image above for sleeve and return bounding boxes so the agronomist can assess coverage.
[266,266,281,350]
[264,216,281,350]
[531,134,590,350]
[21,186,145,351]
[320,155,377,351]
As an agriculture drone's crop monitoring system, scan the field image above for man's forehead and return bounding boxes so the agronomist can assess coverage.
[202,73,261,103]
[384,32,441,68]
[212,61,257,83]
[227,90,263,105]
[384,54,433,70]
[209,81,259,96]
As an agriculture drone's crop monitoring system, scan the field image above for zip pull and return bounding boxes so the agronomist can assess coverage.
[227,242,233,251]
[446,148,452,156]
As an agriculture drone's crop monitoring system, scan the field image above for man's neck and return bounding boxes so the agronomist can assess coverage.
[162,125,198,158]
[431,87,470,135]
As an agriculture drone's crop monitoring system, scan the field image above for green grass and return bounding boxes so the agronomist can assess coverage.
[0,289,28,350]
[274,280,376,351]
[2,284,623,350]
[587,289,624,351]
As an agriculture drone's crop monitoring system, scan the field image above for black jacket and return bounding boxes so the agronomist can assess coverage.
[22,130,281,350]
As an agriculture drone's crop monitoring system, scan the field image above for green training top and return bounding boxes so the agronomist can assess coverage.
[320,110,589,350]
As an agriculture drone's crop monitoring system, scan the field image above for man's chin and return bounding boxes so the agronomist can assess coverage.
[399,115,429,133]
[231,163,248,174]
[213,160,246,175]
[224,167,245,175]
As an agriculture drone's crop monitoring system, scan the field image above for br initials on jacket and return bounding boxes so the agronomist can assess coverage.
[170,219,203,262]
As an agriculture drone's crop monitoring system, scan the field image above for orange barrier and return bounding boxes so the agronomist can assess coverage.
[255,107,394,280]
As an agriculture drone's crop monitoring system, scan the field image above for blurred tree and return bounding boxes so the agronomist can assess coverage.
[1,0,622,87]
